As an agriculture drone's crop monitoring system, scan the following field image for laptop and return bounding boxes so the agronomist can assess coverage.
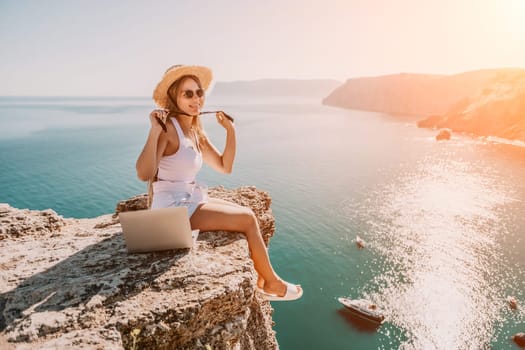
[119,207,199,253]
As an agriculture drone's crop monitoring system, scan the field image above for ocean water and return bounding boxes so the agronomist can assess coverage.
[1,96,524,349]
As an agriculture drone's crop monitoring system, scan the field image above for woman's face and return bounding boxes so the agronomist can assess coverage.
[176,77,204,116]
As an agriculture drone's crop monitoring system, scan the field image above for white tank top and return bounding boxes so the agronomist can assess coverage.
[156,117,202,183]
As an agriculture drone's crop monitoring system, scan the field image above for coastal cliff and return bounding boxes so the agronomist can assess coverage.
[417,69,525,142]
[323,68,525,142]
[322,70,501,116]
[0,186,278,350]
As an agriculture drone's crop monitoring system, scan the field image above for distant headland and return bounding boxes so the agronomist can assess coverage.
[322,68,525,143]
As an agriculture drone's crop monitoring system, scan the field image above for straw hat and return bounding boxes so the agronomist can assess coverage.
[153,64,213,108]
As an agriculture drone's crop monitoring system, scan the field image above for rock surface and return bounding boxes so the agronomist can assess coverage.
[0,203,66,240]
[0,186,278,349]
[435,129,451,141]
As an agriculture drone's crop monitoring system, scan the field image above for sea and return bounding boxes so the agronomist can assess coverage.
[1,94,524,350]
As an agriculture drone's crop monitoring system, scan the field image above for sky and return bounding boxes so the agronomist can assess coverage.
[1,0,525,96]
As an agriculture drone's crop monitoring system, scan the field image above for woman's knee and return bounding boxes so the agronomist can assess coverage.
[239,207,257,230]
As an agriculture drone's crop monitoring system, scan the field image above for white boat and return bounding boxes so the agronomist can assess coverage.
[338,297,385,324]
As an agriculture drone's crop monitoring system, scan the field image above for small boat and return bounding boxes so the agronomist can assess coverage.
[507,296,518,310]
[338,297,385,324]
[355,235,366,249]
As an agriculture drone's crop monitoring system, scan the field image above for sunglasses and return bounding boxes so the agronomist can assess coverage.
[182,89,204,98]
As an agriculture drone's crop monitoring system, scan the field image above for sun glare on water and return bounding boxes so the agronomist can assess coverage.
[345,143,524,349]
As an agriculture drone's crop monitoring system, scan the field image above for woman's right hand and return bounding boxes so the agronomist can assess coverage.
[149,109,169,133]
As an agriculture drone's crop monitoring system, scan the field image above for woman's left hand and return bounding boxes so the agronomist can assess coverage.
[216,111,234,130]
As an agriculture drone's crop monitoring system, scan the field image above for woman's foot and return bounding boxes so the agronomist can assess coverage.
[262,279,302,298]
[257,275,265,290]
[257,277,300,296]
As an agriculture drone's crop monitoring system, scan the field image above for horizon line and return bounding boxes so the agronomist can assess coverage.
[3,67,525,97]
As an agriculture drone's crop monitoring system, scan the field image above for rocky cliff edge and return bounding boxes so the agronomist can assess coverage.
[0,186,278,350]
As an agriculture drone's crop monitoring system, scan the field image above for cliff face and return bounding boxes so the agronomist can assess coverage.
[322,70,505,116]
[323,68,525,142]
[418,70,525,142]
[0,186,278,350]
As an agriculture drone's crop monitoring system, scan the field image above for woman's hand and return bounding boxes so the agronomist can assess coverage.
[216,111,234,130]
[201,111,236,174]
[137,109,170,181]
[149,109,169,133]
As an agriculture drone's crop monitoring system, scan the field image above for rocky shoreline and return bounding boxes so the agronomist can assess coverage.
[0,186,278,349]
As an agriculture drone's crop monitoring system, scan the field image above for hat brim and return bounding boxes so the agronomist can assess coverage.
[153,65,213,108]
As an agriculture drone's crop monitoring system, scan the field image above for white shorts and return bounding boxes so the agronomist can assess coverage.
[151,181,208,217]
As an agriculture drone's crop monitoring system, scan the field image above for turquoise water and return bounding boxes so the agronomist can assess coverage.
[1,96,524,349]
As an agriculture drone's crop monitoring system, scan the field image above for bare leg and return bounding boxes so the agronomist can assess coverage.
[208,197,243,207]
[208,197,265,288]
[190,201,301,297]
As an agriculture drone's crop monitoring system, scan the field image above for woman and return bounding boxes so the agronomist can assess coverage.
[136,65,302,301]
